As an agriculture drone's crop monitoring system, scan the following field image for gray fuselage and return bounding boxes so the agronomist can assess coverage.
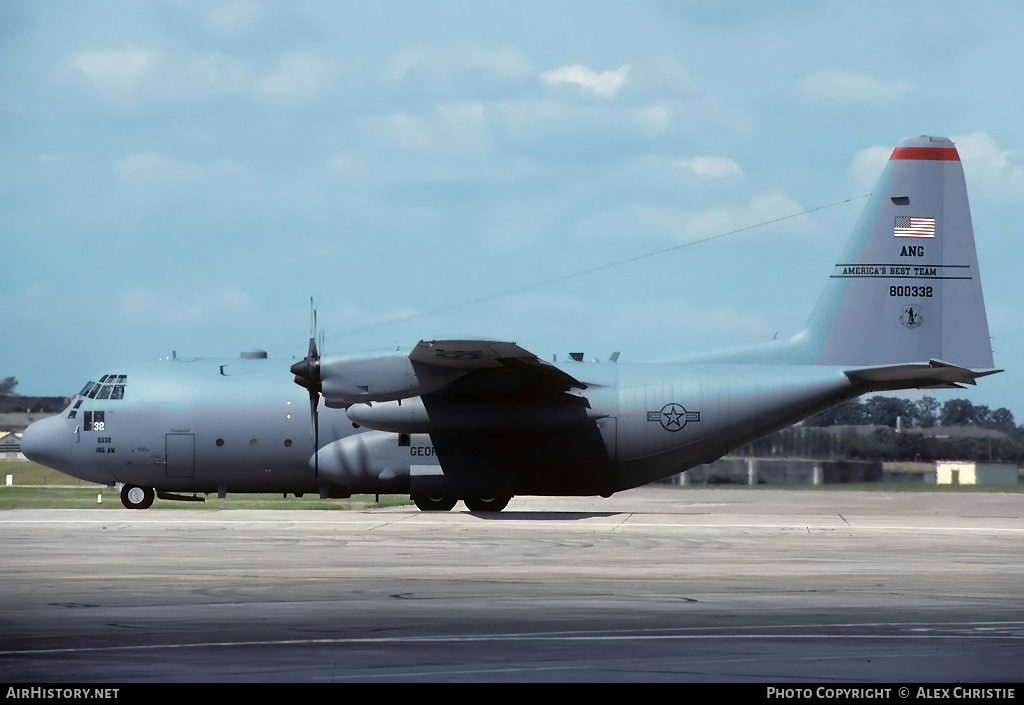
[32,355,857,498]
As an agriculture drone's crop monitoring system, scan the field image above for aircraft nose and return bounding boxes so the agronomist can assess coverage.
[21,415,75,473]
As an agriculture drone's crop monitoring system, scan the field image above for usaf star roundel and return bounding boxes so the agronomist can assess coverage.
[648,403,701,432]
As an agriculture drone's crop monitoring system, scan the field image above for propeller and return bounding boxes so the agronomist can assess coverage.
[290,300,321,478]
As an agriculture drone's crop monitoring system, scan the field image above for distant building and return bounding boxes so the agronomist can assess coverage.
[936,461,1019,485]
[0,430,24,460]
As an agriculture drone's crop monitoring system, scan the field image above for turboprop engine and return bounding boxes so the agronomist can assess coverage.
[345,395,606,433]
[315,430,435,489]
[314,430,510,498]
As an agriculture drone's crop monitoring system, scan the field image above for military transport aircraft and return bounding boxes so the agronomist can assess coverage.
[21,135,999,511]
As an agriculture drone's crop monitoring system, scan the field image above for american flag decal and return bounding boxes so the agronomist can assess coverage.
[894,216,936,238]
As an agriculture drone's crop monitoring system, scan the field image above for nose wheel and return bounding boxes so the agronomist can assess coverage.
[120,484,155,510]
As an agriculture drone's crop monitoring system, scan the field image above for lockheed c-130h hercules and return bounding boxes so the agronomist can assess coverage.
[22,136,1000,511]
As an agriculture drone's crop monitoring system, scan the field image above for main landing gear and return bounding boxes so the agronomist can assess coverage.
[412,496,459,512]
[120,484,155,510]
[412,494,513,513]
[463,495,512,513]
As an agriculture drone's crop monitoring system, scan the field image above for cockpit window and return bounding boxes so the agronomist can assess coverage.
[80,376,128,400]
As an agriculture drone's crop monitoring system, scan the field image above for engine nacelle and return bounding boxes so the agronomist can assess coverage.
[314,430,437,490]
[319,356,460,408]
[314,430,512,498]
[346,396,608,433]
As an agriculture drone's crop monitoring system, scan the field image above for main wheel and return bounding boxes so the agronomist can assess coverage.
[120,484,155,510]
[413,496,458,512]
[463,494,512,513]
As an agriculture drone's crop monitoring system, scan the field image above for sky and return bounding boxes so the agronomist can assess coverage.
[2,1,1023,418]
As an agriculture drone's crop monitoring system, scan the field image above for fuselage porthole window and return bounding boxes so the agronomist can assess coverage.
[284,439,292,447]
[216,438,224,447]
[249,439,259,448]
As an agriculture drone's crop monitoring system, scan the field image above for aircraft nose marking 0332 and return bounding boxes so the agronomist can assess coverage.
[648,403,701,432]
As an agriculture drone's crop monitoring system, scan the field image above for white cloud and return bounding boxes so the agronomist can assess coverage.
[799,70,909,103]
[675,156,744,178]
[66,46,334,102]
[204,1,264,32]
[541,63,631,98]
[682,192,810,240]
[113,152,243,181]
[326,154,363,178]
[577,193,811,242]
[952,131,1024,199]
[256,52,332,100]
[847,145,892,191]
[633,104,672,135]
[68,47,158,95]
[383,44,531,82]
[174,53,249,95]
[364,102,489,155]
[612,301,775,345]
[117,285,256,326]
[114,151,182,180]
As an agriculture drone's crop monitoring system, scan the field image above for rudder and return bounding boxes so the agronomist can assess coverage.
[799,135,994,369]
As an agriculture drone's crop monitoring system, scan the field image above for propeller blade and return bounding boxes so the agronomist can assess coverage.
[290,298,323,479]
[309,388,319,479]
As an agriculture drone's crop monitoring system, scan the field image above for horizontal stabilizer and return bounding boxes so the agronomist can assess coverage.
[845,359,1002,389]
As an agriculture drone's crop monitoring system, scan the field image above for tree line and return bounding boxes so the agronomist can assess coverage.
[734,397,1024,463]
[805,396,1017,432]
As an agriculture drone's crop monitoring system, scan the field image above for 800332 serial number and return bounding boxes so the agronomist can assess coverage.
[890,285,933,297]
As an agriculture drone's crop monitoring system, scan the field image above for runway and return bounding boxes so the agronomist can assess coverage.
[1,487,1023,682]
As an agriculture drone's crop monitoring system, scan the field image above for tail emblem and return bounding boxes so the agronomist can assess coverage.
[900,305,924,329]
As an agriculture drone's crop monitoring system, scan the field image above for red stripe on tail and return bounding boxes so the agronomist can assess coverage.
[890,146,960,161]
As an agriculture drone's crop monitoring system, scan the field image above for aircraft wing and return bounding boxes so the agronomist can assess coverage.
[409,339,587,393]
[319,339,586,407]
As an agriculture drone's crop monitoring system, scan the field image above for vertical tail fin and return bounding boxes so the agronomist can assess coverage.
[799,135,994,369]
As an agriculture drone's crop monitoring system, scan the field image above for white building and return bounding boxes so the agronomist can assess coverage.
[935,461,1019,485]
